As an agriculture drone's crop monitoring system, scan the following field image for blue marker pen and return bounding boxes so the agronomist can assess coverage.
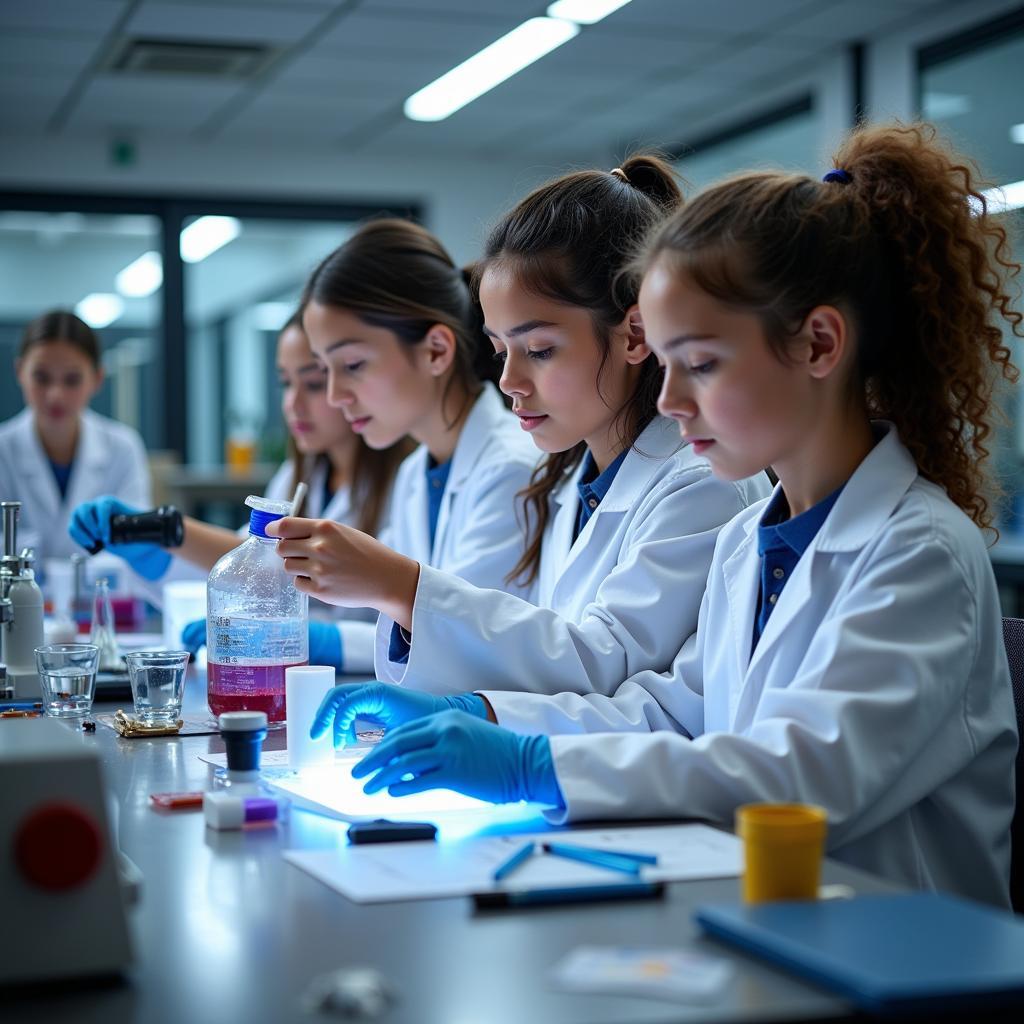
[492,841,534,882]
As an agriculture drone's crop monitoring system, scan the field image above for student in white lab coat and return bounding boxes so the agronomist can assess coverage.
[330,123,1020,906]
[268,218,539,620]
[269,158,768,696]
[0,310,151,569]
[69,315,411,673]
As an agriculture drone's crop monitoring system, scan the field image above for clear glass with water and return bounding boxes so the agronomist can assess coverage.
[126,650,191,723]
[34,643,100,717]
[206,496,308,726]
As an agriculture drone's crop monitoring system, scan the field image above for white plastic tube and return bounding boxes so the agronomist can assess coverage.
[285,665,336,769]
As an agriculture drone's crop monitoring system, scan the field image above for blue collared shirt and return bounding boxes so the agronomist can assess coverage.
[752,484,843,652]
[426,456,452,549]
[48,459,73,500]
[388,455,453,666]
[574,448,628,542]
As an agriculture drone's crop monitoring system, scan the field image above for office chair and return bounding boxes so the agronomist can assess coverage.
[1000,617,1024,912]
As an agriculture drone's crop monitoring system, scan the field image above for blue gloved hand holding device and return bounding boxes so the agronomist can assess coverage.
[350,707,564,807]
[311,682,487,749]
[69,495,181,581]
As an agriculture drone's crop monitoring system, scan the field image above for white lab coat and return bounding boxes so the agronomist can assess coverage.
[149,457,386,673]
[0,407,151,566]
[373,383,540,666]
[377,415,771,696]
[495,424,1016,907]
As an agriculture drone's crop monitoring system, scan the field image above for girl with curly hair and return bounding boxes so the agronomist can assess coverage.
[339,122,1022,907]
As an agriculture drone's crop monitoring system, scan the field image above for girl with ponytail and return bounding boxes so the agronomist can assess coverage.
[285,156,767,727]
[337,124,1021,909]
[264,218,540,670]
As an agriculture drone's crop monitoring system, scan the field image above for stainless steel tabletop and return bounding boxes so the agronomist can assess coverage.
[5,668,893,1024]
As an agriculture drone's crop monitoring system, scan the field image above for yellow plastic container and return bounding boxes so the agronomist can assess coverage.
[736,803,828,903]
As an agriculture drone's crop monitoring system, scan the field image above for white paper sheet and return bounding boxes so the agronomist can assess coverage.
[285,824,741,903]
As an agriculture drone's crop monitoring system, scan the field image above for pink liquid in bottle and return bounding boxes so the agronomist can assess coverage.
[207,661,307,722]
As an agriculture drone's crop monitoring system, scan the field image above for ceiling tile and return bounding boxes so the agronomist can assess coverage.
[65,73,248,133]
[0,0,128,35]
[124,1,327,44]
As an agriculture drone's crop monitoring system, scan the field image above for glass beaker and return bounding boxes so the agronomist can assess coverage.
[89,577,121,671]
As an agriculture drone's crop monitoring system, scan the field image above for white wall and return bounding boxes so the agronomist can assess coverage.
[0,132,600,265]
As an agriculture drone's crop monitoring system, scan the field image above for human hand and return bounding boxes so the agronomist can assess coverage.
[351,709,563,806]
[181,618,207,655]
[69,496,172,580]
[310,682,486,749]
[266,517,420,628]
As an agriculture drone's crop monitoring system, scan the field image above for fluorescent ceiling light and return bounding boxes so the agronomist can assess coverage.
[76,293,124,329]
[547,0,632,25]
[1010,123,1024,145]
[180,215,241,263]
[404,17,578,122]
[253,301,296,332]
[921,91,971,120]
[978,180,1024,215]
[115,250,162,297]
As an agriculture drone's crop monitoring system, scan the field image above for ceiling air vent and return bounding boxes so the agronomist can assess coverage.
[103,38,275,78]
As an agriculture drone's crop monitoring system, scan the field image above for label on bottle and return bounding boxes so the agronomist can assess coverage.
[208,616,305,665]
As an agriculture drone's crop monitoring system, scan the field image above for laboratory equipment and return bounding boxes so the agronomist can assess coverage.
[82,503,184,555]
[0,501,44,698]
[206,495,308,723]
[213,709,269,790]
[34,643,100,718]
[286,665,335,769]
[203,792,282,830]
[89,577,121,671]
[125,650,190,723]
[0,717,133,985]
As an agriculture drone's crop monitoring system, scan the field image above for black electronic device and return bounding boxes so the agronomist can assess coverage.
[87,505,184,555]
[347,819,438,844]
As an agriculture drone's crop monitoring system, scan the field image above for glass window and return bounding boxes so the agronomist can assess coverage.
[181,216,357,524]
[673,100,820,191]
[920,21,1024,543]
[0,211,164,449]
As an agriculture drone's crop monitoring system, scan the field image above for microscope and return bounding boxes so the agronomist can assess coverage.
[0,501,44,699]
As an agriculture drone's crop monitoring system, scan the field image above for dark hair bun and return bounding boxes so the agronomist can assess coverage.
[619,154,683,212]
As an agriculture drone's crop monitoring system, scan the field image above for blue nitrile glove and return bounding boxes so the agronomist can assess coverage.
[311,682,487,749]
[69,496,172,581]
[309,621,344,671]
[181,618,207,656]
[352,709,564,807]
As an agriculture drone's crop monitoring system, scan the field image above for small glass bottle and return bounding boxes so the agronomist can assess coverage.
[206,495,308,725]
[89,577,121,671]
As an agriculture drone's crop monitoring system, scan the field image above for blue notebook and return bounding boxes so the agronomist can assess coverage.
[696,893,1024,1014]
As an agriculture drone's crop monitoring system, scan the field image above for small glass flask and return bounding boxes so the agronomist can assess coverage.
[89,577,121,671]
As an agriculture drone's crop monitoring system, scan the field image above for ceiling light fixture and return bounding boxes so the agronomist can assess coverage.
[546,0,633,25]
[979,180,1024,215]
[1010,123,1024,145]
[180,215,241,263]
[76,293,125,329]
[404,17,578,122]
[115,251,163,297]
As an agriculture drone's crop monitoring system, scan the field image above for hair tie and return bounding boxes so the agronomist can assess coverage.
[822,168,851,184]
[610,167,628,183]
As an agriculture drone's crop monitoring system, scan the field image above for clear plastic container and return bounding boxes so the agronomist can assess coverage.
[206,496,308,725]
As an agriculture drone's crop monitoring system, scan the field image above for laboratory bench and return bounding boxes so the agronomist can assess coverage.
[3,669,1003,1024]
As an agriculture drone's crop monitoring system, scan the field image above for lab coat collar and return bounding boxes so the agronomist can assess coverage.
[737,421,916,550]
[736,421,918,689]
[552,415,683,511]
[447,383,506,490]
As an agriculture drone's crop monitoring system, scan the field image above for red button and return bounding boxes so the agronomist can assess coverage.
[14,803,103,890]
